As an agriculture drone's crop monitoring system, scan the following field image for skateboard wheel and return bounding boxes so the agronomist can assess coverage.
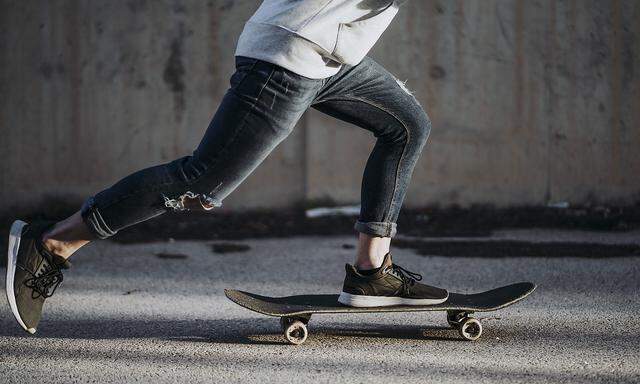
[458,317,482,341]
[283,320,308,345]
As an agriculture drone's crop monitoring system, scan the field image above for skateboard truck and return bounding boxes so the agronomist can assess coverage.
[281,311,483,345]
[447,310,482,341]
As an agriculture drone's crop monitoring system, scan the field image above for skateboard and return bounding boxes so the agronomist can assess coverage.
[225,282,536,345]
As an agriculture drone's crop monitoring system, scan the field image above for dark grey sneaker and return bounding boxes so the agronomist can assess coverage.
[6,220,70,334]
[338,252,448,307]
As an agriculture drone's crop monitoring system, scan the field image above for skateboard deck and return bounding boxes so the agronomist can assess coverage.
[225,282,536,344]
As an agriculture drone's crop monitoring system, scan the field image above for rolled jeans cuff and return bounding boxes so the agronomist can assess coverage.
[80,197,117,239]
[354,220,397,238]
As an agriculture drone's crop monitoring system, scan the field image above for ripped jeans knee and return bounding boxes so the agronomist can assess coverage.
[80,182,225,240]
[162,190,223,212]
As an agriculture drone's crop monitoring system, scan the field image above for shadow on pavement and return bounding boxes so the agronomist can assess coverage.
[0,315,636,366]
[1,316,633,348]
[0,318,281,345]
[0,318,467,345]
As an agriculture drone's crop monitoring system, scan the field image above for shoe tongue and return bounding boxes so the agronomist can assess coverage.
[380,252,393,269]
[381,253,412,281]
[37,240,71,269]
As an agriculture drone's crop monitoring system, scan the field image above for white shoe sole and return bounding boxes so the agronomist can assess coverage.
[6,220,36,334]
[338,291,449,307]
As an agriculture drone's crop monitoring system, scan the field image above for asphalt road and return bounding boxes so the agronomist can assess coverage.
[1,230,638,383]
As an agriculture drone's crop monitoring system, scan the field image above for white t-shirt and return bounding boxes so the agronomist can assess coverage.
[234,0,406,79]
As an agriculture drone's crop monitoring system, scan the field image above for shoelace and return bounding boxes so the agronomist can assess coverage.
[386,264,423,295]
[23,262,63,299]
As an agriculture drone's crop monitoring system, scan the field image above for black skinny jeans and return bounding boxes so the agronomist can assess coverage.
[81,56,432,239]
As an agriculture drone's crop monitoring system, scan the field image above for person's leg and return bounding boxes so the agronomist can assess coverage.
[41,57,322,259]
[312,56,431,269]
[6,57,323,334]
[311,57,447,306]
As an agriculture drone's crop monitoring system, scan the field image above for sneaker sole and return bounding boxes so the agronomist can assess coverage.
[6,220,36,334]
[337,291,449,307]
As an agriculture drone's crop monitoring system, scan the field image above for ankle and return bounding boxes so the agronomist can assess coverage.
[355,260,380,270]
[38,211,94,259]
[355,233,391,269]
[355,249,388,270]
[41,236,74,259]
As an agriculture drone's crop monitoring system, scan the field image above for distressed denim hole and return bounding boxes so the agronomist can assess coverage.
[163,191,222,212]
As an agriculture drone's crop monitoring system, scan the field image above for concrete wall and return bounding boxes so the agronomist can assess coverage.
[1,0,639,213]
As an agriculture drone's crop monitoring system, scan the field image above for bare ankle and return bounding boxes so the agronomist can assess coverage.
[41,236,73,259]
[355,233,391,269]
[39,211,94,259]
[354,260,381,270]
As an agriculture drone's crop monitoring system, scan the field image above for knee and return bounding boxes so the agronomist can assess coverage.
[406,110,431,149]
[381,111,430,149]
[417,110,432,142]
[161,157,222,210]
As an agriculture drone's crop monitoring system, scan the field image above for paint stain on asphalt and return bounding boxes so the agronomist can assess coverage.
[155,252,189,260]
[211,243,251,254]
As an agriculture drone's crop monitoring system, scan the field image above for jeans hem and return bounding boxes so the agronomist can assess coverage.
[80,197,117,240]
[354,220,397,238]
